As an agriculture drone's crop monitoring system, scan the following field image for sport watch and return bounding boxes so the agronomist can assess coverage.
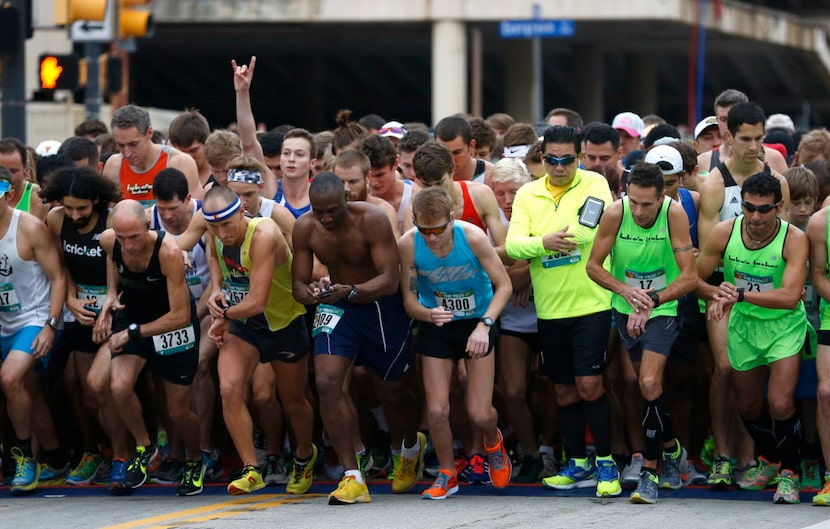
[128,323,141,340]
[480,316,494,328]
[45,317,60,331]
[347,285,358,302]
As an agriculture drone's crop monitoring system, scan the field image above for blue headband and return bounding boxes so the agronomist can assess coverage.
[202,196,242,222]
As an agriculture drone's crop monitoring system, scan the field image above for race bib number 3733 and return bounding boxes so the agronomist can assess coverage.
[153,324,197,356]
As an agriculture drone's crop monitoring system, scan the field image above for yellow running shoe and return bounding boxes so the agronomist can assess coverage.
[392,432,427,494]
[328,475,372,505]
[812,478,830,506]
[286,444,318,495]
[227,465,265,495]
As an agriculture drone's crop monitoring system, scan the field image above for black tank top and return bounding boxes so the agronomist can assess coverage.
[61,211,108,287]
[113,231,169,322]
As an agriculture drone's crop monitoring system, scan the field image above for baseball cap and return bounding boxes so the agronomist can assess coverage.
[35,140,61,157]
[612,112,645,138]
[765,113,795,134]
[644,145,683,175]
[694,116,719,139]
[379,121,407,140]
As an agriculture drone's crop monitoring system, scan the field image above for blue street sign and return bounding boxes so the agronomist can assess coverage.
[499,19,575,39]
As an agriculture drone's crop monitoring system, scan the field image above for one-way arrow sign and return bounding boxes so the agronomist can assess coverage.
[70,0,115,43]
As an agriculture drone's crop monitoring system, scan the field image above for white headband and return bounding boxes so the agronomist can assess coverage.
[503,144,531,159]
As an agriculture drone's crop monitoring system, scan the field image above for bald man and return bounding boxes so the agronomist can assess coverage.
[95,199,204,496]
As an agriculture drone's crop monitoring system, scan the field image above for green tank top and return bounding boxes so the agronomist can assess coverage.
[14,181,32,213]
[215,217,306,332]
[725,216,800,321]
[611,196,680,318]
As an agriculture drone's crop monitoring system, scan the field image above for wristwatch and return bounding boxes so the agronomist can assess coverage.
[222,304,231,320]
[128,323,141,340]
[480,316,495,328]
[45,316,60,331]
[347,285,358,302]
[648,291,661,308]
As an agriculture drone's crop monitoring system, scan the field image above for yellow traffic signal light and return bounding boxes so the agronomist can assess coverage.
[119,0,153,39]
[55,0,108,26]
[39,54,79,90]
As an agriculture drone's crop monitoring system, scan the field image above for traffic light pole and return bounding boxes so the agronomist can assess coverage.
[1,0,27,142]
[85,42,103,119]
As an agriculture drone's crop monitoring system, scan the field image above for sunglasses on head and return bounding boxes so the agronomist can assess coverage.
[741,201,779,213]
[542,154,578,166]
[415,220,451,236]
[380,126,406,136]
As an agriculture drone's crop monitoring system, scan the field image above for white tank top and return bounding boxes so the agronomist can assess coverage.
[397,181,414,235]
[149,199,210,298]
[258,197,276,220]
[0,210,52,334]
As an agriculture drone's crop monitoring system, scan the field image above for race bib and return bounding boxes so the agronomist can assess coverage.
[734,270,773,292]
[0,283,21,312]
[312,304,345,337]
[624,268,667,292]
[542,248,581,269]
[223,280,249,306]
[152,324,197,356]
[435,290,476,317]
[185,263,204,298]
[77,283,106,314]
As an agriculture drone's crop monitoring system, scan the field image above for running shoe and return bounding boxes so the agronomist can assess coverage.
[227,465,265,495]
[66,452,104,485]
[659,442,686,490]
[10,447,39,493]
[773,469,800,504]
[286,444,317,495]
[630,469,659,504]
[514,455,544,484]
[707,455,733,488]
[811,478,830,506]
[177,459,205,496]
[328,475,371,505]
[468,453,490,485]
[802,459,821,490]
[123,444,159,489]
[542,458,596,490]
[539,451,558,478]
[622,453,644,487]
[39,462,70,485]
[455,454,471,483]
[485,430,512,489]
[422,469,458,500]
[108,459,128,491]
[680,459,708,486]
[392,432,426,494]
[150,459,184,484]
[94,458,112,486]
[264,454,288,486]
[595,456,622,497]
[356,451,373,478]
[738,456,781,490]
[387,453,400,482]
[203,450,224,483]
[700,435,715,469]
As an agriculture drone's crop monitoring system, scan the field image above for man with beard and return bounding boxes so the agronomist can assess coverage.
[334,150,400,237]
[41,167,126,488]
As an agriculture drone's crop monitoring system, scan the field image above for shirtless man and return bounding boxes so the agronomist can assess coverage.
[292,173,422,505]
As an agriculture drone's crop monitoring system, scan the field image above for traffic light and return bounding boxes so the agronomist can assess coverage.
[54,0,108,26]
[39,54,79,90]
[118,0,153,39]
[0,3,20,56]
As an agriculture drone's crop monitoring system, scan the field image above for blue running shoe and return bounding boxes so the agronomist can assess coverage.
[630,469,659,504]
[595,457,622,497]
[109,458,128,491]
[542,458,596,490]
[10,447,39,493]
[468,453,490,485]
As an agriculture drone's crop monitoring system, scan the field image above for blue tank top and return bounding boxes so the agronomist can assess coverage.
[678,187,698,248]
[413,223,493,320]
[274,180,311,219]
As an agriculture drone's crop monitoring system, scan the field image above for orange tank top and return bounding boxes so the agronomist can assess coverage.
[119,146,171,206]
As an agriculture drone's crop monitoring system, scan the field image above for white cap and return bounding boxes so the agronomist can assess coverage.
[611,112,645,138]
[694,116,719,139]
[379,121,407,139]
[35,140,61,157]
[765,113,795,134]
[644,145,683,175]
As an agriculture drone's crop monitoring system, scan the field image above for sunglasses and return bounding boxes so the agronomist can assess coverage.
[415,220,451,236]
[741,201,779,213]
[380,126,406,136]
[542,154,578,166]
